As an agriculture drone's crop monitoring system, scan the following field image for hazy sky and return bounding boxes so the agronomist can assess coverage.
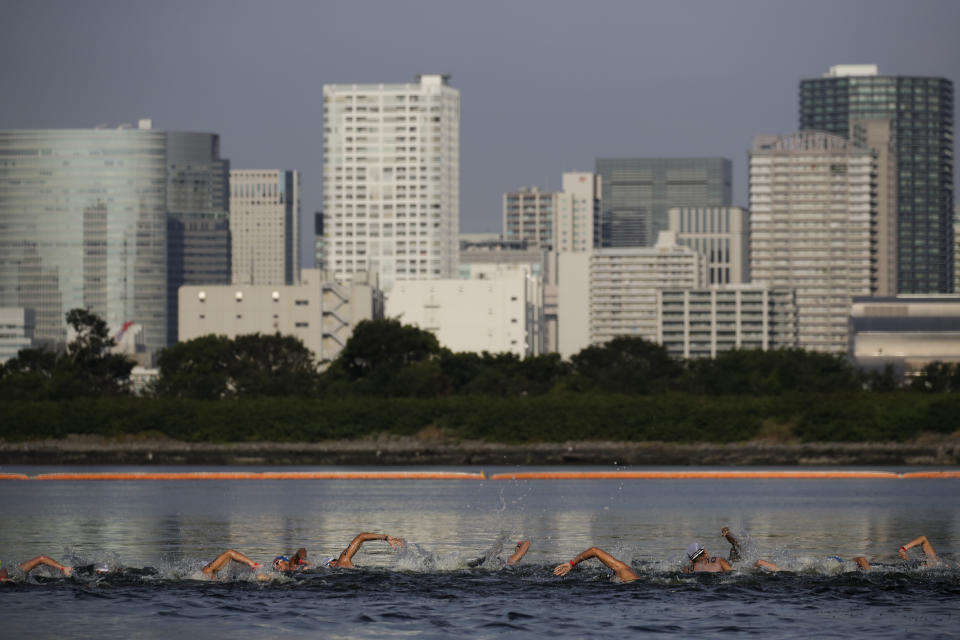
[3,0,958,265]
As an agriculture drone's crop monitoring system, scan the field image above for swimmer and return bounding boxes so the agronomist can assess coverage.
[683,542,733,573]
[683,527,746,572]
[271,547,310,572]
[326,532,405,568]
[468,540,531,568]
[0,555,73,582]
[553,547,639,582]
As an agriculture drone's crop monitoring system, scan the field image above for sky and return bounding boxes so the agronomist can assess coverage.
[3,0,958,267]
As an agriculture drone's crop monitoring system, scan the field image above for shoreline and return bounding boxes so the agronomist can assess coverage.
[2,435,959,466]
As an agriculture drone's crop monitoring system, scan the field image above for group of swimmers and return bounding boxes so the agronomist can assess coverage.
[0,529,943,584]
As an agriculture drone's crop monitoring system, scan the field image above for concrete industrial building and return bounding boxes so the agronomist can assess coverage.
[0,122,168,355]
[555,171,600,253]
[850,295,960,374]
[179,269,382,367]
[800,65,954,294]
[166,132,231,345]
[668,206,750,285]
[595,158,732,248]
[503,186,557,248]
[323,74,460,293]
[657,286,797,359]
[387,266,543,357]
[230,169,300,286]
[557,231,706,358]
[749,130,880,353]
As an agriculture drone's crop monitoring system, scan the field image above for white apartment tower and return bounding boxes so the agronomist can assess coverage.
[555,172,600,252]
[230,170,300,286]
[749,130,878,353]
[323,74,460,293]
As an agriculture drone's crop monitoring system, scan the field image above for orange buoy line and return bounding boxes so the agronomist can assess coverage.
[32,471,486,481]
[0,473,29,480]
[901,471,960,479]
[488,471,904,480]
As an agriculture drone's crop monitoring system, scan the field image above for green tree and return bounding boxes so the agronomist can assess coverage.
[230,333,318,396]
[568,336,682,394]
[323,319,441,395]
[153,334,236,399]
[684,348,861,395]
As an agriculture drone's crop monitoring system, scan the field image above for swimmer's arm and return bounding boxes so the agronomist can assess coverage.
[202,549,259,578]
[553,547,638,582]
[19,555,72,577]
[507,540,531,566]
[717,557,733,572]
[721,527,742,562]
[335,532,404,567]
[754,559,781,572]
[899,536,937,563]
[853,556,870,571]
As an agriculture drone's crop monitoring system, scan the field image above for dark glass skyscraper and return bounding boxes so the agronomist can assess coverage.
[595,158,732,248]
[166,132,231,345]
[799,66,954,293]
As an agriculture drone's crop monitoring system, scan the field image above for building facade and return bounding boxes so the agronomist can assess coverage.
[554,171,600,252]
[595,158,732,248]
[387,266,543,357]
[0,123,168,355]
[557,232,706,357]
[166,131,231,345]
[0,307,35,363]
[179,269,382,367]
[230,169,300,286]
[668,206,750,285]
[503,186,557,248]
[323,74,460,293]
[800,65,954,294]
[850,295,960,374]
[657,286,797,359]
[749,130,878,353]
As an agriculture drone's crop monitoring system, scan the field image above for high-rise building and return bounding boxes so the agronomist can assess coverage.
[800,65,954,294]
[314,211,325,271]
[595,158,732,248]
[557,231,706,357]
[503,186,557,248]
[166,132,231,345]
[323,74,460,293]
[230,170,300,286]
[0,123,168,355]
[555,171,600,252]
[749,130,879,353]
[668,207,750,285]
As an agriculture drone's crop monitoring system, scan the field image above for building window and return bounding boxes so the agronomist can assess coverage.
[295,322,309,328]
[295,300,309,306]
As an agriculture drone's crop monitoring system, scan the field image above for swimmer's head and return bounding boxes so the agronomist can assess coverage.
[687,543,706,561]
[319,556,336,568]
[272,556,290,571]
[94,563,110,574]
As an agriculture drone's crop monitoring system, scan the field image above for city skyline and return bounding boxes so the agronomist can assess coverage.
[2,1,957,269]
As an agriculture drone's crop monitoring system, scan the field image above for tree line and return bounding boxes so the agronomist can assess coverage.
[1,312,958,444]
[1,313,959,401]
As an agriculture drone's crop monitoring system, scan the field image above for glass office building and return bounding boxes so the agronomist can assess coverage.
[800,66,954,293]
[0,127,168,355]
[166,132,231,345]
[594,158,732,248]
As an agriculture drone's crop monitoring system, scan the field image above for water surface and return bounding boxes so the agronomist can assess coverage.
[1,465,957,638]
